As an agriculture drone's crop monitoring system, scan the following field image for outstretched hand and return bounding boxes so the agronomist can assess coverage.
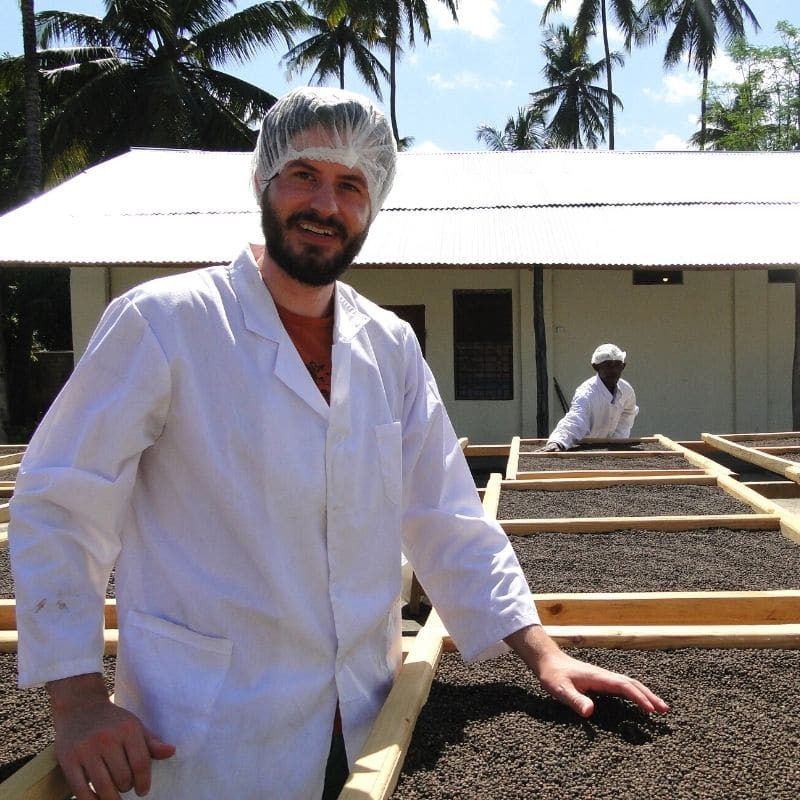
[505,625,669,718]
[48,673,175,799]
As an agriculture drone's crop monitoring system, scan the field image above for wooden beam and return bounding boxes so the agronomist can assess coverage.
[532,590,800,626]
[0,599,118,630]
[340,610,448,800]
[463,444,511,458]
[505,436,520,480]
[515,469,707,480]
[500,514,780,534]
[654,434,733,475]
[709,431,799,442]
[0,744,71,800]
[481,474,502,521]
[703,432,800,484]
[742,481,800,499]
[0,503,9,524]
[715,473,785,515]
[501,474,718,490]
[544,623,800,649]
[0,629,118,655]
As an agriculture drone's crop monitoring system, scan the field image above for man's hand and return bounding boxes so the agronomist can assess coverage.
[47,673,176,799]
[538,442,562,452]
[505,625,669,718]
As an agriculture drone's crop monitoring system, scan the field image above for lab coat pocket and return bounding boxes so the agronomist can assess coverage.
[115,610,233,758]
[375,421,402,505]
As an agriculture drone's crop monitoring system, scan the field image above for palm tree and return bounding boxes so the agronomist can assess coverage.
[28,0,309,179]
[475,106,548,151]
[282,0,388,98]
[20,0,42,199]
[540,0,639,150]
[641,0,760,149]
[378,0,458,145]
[530,23,622,149]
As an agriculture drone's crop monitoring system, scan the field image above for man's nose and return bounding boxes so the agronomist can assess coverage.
[308,179,339,216]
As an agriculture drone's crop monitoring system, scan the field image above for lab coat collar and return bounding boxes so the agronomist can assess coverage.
[230,247,369,420]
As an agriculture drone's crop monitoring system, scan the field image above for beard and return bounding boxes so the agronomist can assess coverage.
[261,200,369,287]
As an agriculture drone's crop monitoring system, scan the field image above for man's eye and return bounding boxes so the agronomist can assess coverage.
[341,182,365,194]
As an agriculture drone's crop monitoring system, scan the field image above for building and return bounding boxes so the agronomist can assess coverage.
[1,148,798,442]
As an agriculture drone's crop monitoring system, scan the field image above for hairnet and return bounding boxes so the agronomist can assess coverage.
[251,87,397,223]
[591,343,627,365]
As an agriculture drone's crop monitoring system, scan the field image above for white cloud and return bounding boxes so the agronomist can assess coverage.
[529,0,580,22]
[708,50,741,84]
[408,140,443,154]
[427,71,513,91]
[643,74,699,105]
[652,133,694,151]
[429,0,502,40]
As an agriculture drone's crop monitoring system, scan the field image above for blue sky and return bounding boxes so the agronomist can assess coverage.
[1,1,796,151]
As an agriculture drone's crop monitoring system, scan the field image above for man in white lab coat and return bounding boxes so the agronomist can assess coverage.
[541,343,639,452]
[10,89,666,800]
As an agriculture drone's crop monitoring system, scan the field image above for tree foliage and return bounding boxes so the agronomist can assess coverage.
[475,106,548,151]
[641,0,760,148]
[282,0,388,97]
[530,23,622,149]
[695,21,800,151]
[0,0,310,185]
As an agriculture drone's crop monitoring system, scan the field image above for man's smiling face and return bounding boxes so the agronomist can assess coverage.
[261,154,372,287]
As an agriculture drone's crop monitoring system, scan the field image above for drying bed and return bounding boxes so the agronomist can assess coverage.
[392,647,800,800]
[496,484,753,520]
[510,527,800,593]
[516,454,694,472]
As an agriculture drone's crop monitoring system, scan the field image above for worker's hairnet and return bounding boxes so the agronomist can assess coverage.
[591,343,627,365]
[251,87,397,223]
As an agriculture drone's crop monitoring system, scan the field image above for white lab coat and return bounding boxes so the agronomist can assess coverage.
[10,247,538,800]
[547,374,638,450]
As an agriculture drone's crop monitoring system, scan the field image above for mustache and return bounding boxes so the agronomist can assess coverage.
[287,211,348,239]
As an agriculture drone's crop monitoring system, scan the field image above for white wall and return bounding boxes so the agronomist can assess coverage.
[70,264,795,445]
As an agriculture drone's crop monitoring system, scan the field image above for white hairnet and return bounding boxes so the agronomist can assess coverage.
[251,87,397,223]
[591,343,627,365]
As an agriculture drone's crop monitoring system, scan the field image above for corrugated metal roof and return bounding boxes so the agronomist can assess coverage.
[1,147,798,268]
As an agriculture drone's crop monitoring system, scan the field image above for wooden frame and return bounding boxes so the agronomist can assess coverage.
[4,435,800,800]
[702,431,800,485]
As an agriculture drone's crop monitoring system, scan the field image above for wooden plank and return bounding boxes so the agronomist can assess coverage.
[340,610,448,800]
[505,436,520,480]
[0,599,118,631]
[516,450,686,460]
[703,432,800,484]
[532,590,800,626]
[0,452,23,469]
[0,744,71,800]
[712,431,799,442]
[715,473,784,515]
[742,481,800,499]
[0,504,9,524]
[462,444,511,458]
[654,434,733,475]
[481,474,502,521]
[0,629,118,655]
[544,623,800,649]
[501,474,718,491]
[515,469,706,480]
[500,514,780,534]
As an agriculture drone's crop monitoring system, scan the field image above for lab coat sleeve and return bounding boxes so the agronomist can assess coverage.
[610,385,639,438]
[10,296,171,687]
[397,328,539,663]
[546,388,592,450]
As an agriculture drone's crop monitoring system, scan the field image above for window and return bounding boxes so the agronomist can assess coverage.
[768,269,796,284]
[453,290,513,400]
[382,304,426,355]
[633,270,683,285]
